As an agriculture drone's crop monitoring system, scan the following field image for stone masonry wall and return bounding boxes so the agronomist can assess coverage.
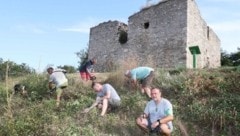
[127,0,188,68]
[88,21,128,71]
[187,0,221,68]
[88,0,221,72]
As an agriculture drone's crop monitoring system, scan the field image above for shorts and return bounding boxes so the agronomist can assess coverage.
[140,71,154,88]
[80,72,91,81]
[109,99,121,107]
[98,98,121,107]
[144,118,173,133]
[56,82,68,96]
[146,118,161,133]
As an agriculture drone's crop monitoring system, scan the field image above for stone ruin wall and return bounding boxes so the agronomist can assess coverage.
[126,0,188,68]
[88,0,221,72]
[88,21,129,72]
[187,0,221,68]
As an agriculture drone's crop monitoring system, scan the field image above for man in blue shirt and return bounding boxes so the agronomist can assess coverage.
[125,67,154,98]
[136,88,174,136]
[79,58,96,81]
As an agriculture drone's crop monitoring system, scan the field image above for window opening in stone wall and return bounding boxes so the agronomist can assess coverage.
[207,26,210,40]
[144,22,150,29]
[118,30,128,44]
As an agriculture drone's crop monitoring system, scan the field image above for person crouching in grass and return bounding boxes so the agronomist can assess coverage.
[83,82,121,116]
[47,67,68,108]
[136,88,174,136]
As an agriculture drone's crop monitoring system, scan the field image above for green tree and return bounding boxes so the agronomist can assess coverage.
[221,50,233,66]
[0,59,35,80]
[57,65,77,73]
[221,48,240,66]
[75,48,88,69]
[230,48,240,66]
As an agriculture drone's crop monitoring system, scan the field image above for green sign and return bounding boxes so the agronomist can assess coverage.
[189,46,201,68]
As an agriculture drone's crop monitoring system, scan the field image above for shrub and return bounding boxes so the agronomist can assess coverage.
[19,74,49,101]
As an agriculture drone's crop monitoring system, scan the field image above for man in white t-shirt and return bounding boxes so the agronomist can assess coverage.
[47,67,68,108]
[136,88,174,136]
[83,82,121,116]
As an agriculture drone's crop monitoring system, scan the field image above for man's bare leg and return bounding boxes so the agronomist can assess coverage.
[136,117,149,133]
[160,124,171,136]
[143,87,151,98]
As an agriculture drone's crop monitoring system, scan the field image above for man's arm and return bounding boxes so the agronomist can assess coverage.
[131,79,138,85]
[151,107,174,129]
[102,90,110,100]
[83,97,101,113]
[48,82,53,90]
[159,115,174,124]
[131,79,142,90]
[85,62,94,75]
[151,115,174,129]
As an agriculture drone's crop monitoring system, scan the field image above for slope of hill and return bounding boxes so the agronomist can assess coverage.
[0,68,239,136]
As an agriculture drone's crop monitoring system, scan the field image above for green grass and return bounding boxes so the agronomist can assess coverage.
[0,68,239,136]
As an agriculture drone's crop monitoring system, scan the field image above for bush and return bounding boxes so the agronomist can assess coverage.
[19,74,49,101]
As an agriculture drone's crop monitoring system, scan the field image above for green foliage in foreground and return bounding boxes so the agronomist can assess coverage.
[0,68,240,136]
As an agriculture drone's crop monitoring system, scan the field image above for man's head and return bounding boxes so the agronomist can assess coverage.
[91,82,102,92]
[47,67,54,74]
[151,88,162,101]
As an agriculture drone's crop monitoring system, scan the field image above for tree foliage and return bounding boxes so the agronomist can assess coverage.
[57,65,76,73]
[75,48,88,69]
[221,48,240,66]
[0,58,35,80]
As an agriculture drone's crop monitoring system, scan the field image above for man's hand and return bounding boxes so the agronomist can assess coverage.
[140,114,147,122]
[151,121,159,130]
[90,73,96,80]
[83,108,90,113]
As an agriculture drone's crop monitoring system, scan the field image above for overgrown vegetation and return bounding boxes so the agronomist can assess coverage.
[221,48,240,66]
[0,67,239,135]
[57,65,77,73]
[76,48,89,69]
[0,58,35,80]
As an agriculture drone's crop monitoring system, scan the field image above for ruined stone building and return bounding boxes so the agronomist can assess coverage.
[88,0,221,72]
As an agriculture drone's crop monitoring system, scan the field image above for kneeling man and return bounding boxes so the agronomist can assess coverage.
[136,88,174,136]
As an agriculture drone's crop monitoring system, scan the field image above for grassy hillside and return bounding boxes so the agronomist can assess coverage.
[0,68,239,136]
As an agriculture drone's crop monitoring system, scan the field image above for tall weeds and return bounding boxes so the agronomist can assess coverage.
[5,61,13,118]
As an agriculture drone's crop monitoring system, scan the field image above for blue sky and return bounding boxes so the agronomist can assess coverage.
[0,0,239,72]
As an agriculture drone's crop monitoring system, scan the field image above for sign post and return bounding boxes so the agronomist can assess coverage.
[189,46,201,68]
